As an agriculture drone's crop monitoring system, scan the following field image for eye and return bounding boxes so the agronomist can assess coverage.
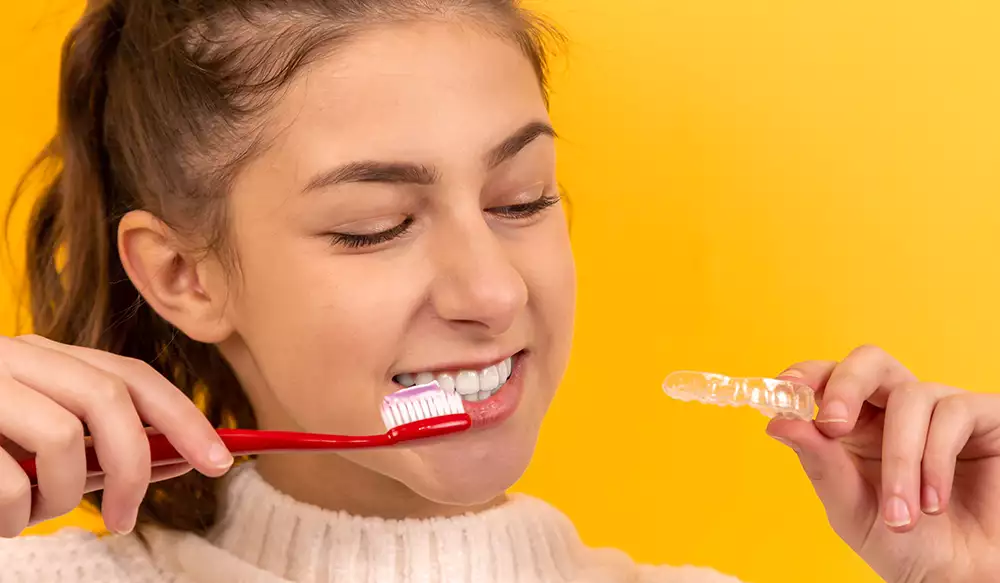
[487,191,561,220]
[326,216,414,249]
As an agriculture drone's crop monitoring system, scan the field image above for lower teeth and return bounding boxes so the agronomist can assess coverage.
[464,388,501,403]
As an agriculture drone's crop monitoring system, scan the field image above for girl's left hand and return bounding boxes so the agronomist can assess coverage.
[766,345,1000,583]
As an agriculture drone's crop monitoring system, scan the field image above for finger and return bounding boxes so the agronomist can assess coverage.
[766,416,876,546]
[0,368,86,525]
[879,382,959,532]
[150,463,194,483]
[814,345,917,438]
[0,339,151,534]
[776,359,837,391]
[0,449,31,538]
[921,393,1000,516]
[82,463,193,495]
[775,359,836,417]
[12,336,232,474]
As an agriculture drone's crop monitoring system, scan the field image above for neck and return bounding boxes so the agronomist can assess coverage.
[255,453,506,520]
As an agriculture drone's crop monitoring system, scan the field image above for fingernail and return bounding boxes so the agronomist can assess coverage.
[778,368,805,379]
[112,513,136,535]
[208,443,234,469]
[885,496,911,527]
[817,400,850,424]
[922,486,941,514]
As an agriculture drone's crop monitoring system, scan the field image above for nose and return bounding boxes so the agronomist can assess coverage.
[430,217,528,336]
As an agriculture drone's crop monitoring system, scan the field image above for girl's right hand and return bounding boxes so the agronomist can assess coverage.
[0,334,234,537]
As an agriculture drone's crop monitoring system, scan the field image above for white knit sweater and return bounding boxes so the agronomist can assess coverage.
[0,464,744,583]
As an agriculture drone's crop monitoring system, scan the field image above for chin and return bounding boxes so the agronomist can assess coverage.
[407,431,539,507]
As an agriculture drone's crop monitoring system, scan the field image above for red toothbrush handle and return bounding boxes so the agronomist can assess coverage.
[18,414,471,487]
[19,433,186,487]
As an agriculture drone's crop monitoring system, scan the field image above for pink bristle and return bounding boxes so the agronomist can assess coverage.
[380,381,466,430]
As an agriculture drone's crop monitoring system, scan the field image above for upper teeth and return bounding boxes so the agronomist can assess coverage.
[395,357,514,402]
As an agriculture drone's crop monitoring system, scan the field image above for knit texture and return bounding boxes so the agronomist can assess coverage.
[0,465,744,583]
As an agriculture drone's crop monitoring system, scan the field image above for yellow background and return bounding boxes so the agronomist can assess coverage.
[3,1,1000,582]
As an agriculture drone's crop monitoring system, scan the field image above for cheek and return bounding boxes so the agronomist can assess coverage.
[228,238,420,433]
[535,217,576,328]
[521,216,577,379]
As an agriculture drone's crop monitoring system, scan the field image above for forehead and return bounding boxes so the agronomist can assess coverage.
[263,21,549,170]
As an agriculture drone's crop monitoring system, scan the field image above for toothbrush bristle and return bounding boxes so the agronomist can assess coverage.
[381,381,466,431]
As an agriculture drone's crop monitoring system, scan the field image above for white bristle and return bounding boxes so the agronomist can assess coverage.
[381,383,466,430]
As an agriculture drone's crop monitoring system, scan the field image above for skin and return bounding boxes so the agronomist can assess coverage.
[0,19,997,583]
[767,346,1000,583]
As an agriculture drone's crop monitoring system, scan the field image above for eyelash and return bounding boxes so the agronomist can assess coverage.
[326,194,561,249]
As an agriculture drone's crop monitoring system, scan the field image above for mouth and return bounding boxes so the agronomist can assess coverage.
[392,353,518,404]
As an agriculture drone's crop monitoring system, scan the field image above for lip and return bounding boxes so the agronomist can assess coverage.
[392,350,523,377]
[460,351,526,430]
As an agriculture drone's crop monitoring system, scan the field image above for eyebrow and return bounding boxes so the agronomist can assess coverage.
[301,120,557,193]
[485,121,557,170]
[303,162,439,192]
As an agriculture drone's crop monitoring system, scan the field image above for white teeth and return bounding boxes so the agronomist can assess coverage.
[394,355,518,403]
[437,373,456,394]
[455,371,480,396]
[479,365,500,392]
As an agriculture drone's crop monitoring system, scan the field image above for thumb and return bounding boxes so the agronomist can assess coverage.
[766,417,877,544]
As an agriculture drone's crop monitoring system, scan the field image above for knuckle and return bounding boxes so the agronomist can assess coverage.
[87,374,131,406]
[935,393,972,417]
[37,417,85,452]
[121,356,153,377]
[0,335,17,355]
[0,475,31,508]
[852,343,886,358]
[120,357,163,388]
[887,382,921,404]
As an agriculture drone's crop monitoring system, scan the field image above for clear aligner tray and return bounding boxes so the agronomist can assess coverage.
[662,371,816,421]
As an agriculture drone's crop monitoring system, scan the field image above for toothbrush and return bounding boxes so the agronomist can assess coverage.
[19,381,470,487]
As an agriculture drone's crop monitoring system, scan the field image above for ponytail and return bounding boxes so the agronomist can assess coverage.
[12,2,256,535]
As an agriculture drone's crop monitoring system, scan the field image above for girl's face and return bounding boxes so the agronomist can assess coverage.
[210,22,574,514]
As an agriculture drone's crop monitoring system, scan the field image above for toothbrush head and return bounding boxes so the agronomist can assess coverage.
[380,381,467,431]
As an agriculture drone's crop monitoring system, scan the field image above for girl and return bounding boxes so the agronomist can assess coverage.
[2,1,998,581]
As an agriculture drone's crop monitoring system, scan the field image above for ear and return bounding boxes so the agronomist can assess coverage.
[117,210,234,344]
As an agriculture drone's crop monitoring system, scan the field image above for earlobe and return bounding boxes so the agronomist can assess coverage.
[117,210,234,344]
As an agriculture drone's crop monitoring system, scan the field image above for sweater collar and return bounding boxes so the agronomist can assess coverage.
[196,463,589,583]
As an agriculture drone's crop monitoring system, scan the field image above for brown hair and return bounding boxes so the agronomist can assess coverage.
[9,0,559,534]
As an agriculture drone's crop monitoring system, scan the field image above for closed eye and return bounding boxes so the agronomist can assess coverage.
[487,194,561,220]
[326,216,414,249]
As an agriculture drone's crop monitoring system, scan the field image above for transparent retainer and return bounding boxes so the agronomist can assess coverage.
[662,371,816,421]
